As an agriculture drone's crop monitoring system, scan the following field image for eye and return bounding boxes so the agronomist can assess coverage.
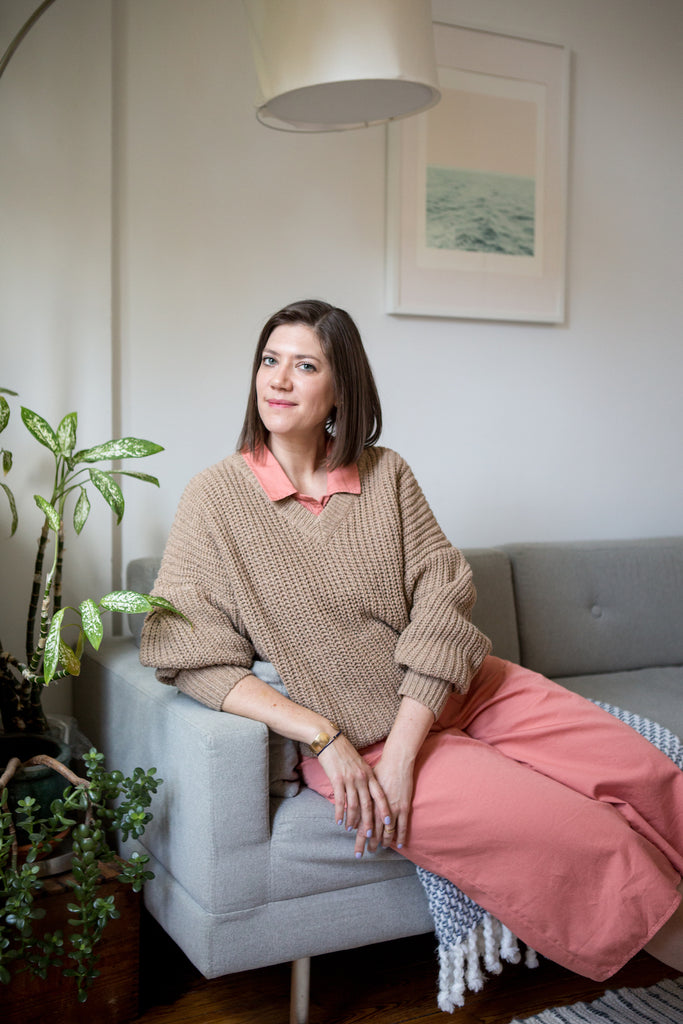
[262,355,276,367]
[299,361,317,372]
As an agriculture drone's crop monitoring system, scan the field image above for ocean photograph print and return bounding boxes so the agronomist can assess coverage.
[386,23,570,323]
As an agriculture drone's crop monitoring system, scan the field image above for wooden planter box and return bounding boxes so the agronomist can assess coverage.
[1,861,141,1024]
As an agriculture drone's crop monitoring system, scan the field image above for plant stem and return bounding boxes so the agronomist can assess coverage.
[26,522,50,663]
[54,524,64,614]
[29,525,60,677]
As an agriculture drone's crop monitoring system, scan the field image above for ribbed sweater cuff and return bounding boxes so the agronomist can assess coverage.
[399,669,452,720]
[173,664,253,711]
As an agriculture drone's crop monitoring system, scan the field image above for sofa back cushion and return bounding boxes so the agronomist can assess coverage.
[464,548,519,663]
[504,537,683,678]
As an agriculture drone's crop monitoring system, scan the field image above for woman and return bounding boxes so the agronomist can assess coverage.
[141,299,683,982]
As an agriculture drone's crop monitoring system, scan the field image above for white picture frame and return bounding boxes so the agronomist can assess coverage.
[386,23,570,323]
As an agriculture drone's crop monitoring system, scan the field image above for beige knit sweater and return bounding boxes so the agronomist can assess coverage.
[140,446,491,749]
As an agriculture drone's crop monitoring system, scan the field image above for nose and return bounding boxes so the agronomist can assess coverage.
[271,364,292,390]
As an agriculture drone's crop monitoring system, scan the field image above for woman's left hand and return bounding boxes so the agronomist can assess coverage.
[364,694,435,854]
[369,752,415,852]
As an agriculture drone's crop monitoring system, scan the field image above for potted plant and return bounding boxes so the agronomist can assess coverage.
[1,745,161,1005]
[0,387,182,1009]
[0,386,183,741]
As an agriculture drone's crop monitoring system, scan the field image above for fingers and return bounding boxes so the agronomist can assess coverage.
[319,739,387,856]
[331,781,346,829]
[365,781,393,854]
[395,810,408,849]
[387,808,407,850]
[317,738,410,858]
[371,756,414,853]
[355,772,397,855]
[349,781,376,858]
[374,809,402,851]
[351,786,405,858]
[349,802,405,857]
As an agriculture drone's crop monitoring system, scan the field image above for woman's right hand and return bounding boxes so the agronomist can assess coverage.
[219,675,392,856]
[317,735,392,858]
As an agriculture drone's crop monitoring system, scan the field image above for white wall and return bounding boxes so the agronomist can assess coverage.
[117,0,683,568]
[2,0,683,721]
[1,0,112,716]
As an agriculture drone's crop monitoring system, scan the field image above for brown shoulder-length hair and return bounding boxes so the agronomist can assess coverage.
[237,299,382,470]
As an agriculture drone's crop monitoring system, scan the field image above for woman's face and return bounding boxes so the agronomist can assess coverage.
[256,323,336,445]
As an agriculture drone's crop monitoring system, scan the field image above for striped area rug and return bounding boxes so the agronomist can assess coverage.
[510,977,683,1023]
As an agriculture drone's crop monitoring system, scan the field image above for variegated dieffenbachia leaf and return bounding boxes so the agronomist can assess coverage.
[148,594,192,625]
[89,468,124,523]
[74,438,164,464]
[43,608,67,683]
[0,395,10,434]
[57,412,77,456]
[59,639,81,677]
[79,598,103,650]
[73,486,91,534]
[1,481,18,535]
[34,495,61,533]
[99,590,154,614]
[21,406,59,455]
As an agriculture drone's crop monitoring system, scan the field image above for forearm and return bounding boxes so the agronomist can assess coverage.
[381,695,435,765]
[221,672,335,747]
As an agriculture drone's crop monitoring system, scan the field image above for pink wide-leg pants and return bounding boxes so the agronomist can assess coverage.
[301,656,683,980]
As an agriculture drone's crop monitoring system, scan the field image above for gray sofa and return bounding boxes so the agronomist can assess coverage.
[73,536,683,1021]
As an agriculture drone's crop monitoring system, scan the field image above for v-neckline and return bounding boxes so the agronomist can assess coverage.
[237,454,359,541]
[272,490,359,540]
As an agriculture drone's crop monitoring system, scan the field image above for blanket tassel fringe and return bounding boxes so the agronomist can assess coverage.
[437,913,539,1013]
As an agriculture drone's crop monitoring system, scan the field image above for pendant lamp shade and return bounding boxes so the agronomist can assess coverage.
[243,0,441,131]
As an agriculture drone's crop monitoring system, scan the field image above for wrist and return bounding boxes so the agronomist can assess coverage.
[310,723,342,756]
[382,734,418,765]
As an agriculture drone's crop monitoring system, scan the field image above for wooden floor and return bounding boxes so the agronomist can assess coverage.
[136,915,680,1024]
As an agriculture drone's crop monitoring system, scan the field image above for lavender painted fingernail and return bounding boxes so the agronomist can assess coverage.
[384,816,392,825]
[355,851,362,859]
[366,829,373,838]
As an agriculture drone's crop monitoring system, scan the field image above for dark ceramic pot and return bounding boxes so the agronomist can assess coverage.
[0,732,73,841]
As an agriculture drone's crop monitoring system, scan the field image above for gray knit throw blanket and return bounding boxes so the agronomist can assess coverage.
[418,702,683,1012]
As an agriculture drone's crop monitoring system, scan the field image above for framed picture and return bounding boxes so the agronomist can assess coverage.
[386,23,570,323]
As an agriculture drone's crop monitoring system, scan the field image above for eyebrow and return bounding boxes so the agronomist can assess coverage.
[263,347,320,362]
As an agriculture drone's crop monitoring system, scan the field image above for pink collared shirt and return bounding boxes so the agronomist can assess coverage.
[242,446,360,515]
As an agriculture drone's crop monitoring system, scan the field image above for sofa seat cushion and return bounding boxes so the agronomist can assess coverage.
[557,666,683,741]
[269,789,417,901]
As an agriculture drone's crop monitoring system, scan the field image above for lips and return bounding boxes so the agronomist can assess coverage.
[267,399,296,407]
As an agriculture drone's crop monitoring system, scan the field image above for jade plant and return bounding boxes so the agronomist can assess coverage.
[0,748,161,1001]
[0,387,184,735]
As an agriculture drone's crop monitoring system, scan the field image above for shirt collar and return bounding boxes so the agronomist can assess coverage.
[242,445,360,503]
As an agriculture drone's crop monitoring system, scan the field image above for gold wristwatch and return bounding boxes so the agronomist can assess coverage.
[310,725,339,755]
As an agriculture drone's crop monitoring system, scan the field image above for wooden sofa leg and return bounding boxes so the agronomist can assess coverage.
[290,956,311,1024]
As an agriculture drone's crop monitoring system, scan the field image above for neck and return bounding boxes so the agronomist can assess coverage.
[266,432,330,498]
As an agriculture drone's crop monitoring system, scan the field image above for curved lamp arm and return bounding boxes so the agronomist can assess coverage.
[0,0,59,82]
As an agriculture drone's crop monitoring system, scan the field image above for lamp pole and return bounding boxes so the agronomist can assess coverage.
[0,0,59,81]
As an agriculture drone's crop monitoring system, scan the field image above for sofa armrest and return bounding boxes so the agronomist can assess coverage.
[76,637,271,915]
